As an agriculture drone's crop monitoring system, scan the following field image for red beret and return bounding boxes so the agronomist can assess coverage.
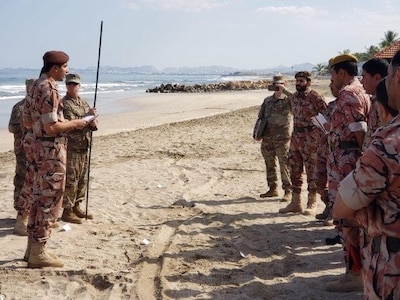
[42,51,69,65]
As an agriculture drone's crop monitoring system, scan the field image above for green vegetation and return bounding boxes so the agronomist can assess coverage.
[318,30,399,74]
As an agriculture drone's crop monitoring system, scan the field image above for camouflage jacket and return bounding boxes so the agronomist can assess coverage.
[8,98,25,152]
[258,94,292,139]
[62,94,93,151]
[288,88,327,129]
[28,74,65,139]
[339,114,400,238]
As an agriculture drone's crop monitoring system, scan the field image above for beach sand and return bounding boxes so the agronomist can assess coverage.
[0,80,362,299]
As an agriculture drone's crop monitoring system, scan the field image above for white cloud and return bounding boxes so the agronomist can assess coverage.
[255,6,320,17]
[123,0,228,12]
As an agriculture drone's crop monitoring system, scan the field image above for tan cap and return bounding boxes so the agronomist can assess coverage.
[65,73,81,84]
[329,54,358,68]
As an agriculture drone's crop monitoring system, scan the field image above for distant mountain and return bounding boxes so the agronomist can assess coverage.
[0,63,317,75]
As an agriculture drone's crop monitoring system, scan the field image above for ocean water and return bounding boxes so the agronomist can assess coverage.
[0,68,264,129]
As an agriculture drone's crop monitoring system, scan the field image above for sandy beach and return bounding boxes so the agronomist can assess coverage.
[0,80,363,299]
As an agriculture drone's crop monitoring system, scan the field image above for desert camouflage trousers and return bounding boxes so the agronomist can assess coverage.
[63,150,89,208]
[361,235,400,299]
[261,137,291,191]
[313,141,329,204]
[12,145,26,211]
[288,131,318,194]
[28,140,67,242]
[14,131,35,215]
[328,148,363,275]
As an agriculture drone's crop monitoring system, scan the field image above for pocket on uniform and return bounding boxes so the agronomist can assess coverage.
[42,172,65,196]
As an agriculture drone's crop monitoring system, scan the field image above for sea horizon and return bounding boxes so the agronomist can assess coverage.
[0,69,270,129]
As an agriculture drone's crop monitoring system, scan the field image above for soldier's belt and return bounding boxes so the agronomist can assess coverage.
[293,126,314,133]
[36,136,67,144]
[372,236,400,253]
[338,140,359,149]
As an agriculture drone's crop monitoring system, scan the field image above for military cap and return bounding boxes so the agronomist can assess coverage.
[272,74,285,84]
[42,51,69,65]
[295,71,312,80]
[65,73,81,84]
[25,78,35,87]
[328,54,358,68]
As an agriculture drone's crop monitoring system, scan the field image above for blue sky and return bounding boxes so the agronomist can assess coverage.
[0,0,398,70]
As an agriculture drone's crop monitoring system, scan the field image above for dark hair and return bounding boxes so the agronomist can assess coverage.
[362,58,388,77]
[41,62,63,73]
[331,61,358,76]
[391,50,400,68]
[376,78,398,117]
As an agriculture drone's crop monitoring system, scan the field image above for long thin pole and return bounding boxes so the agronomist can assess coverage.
[85,21,103,219]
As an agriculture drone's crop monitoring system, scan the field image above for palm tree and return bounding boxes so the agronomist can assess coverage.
[365,45,380,57]
[339,49,351,55]
[379,30,399,48]
[313,63,328,77]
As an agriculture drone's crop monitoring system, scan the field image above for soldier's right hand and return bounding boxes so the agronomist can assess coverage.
[74,119,89,130]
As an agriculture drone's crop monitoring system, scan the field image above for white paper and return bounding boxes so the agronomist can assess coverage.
[62,224,72,231]
[311,113,328,134]
[83,114,98,122]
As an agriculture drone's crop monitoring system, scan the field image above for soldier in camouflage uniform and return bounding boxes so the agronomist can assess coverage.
[256,75,292,201]
[314,96,336,222]
[24,51,89,268]
[333,50,400,299]
[326,54,370,293]
[279,71,327,216]
[8,79,35,235]
[61,73,97,224]
[360,58,388,150]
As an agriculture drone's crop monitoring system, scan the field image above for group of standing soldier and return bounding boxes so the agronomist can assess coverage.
[8,50,97,268]
[255,52,400,298]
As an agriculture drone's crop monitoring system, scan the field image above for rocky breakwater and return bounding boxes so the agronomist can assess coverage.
[146,79,273,93]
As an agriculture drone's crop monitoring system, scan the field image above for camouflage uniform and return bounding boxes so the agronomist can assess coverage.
[27,74,67,242]
[62,93,93,209]
[363,95,381,150]
[327,77,370,276]
[258,93,292,192]
[288,88,327,195]
[313,100,336,207]
[8,99,27,214]
[338,115,400,299]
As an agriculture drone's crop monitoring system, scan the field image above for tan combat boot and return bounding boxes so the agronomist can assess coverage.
[260,189,279,198]
[14,213,29,236]
[73,203,93,219]
[61,208,83,224]
[28,241,64,268]
[281,190,291,202]
[303,193,317,216]
[24,237,57,262]
[279,192,302,213]
[326,272,363,292]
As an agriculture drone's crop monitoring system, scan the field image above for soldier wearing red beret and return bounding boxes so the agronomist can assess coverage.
[23,51,91,268]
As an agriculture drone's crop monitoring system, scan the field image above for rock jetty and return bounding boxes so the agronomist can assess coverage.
[146,79,284,93]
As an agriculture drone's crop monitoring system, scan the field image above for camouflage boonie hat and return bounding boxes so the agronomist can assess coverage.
[65,73,81,84]
[272,74,285,84]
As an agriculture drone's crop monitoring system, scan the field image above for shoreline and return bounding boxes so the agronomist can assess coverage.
[0,78,333,154]
[0,89,271,153]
